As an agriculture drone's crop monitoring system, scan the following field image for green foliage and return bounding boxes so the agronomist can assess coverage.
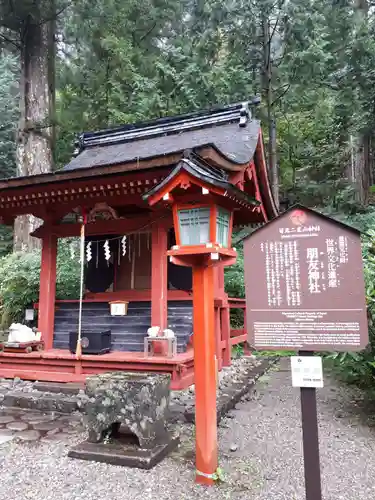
[212,466,226,483]
[232,344,244,358]
[0,53,19,256]
[224,245,245,299]
[0,251,41,328]
[54,0,256,167]
[324,215,375,387]
[0,241,80,328]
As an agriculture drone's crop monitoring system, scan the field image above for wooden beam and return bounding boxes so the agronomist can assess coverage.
[38,234,57,350]
[254,131,279,220]
[151,222,168,330]
[0,169,172,219]
[0,158,178,191]
[147,172,224,207]
[32,213,171,239]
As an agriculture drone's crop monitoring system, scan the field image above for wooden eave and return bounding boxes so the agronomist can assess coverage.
[32,211,172,239]
[143,158,261,219]
[0,167,171,220]
[254,131,279,221]
[0,147,248,216]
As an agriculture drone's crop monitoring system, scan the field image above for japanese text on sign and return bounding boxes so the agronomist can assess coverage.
[244,207,368,352]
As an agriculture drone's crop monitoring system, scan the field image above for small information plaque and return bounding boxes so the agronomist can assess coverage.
[290,356,323,388]
[25,309,35,321]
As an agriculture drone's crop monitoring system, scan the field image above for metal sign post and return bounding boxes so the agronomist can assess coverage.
[243,205,369,500]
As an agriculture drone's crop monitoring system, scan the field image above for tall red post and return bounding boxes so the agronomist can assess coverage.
[221,305,231,367]
[38,233,58,350]
[151,223,168,330]
[193,264,217,485]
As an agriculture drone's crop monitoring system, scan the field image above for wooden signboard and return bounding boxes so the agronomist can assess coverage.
[243,205,368,352]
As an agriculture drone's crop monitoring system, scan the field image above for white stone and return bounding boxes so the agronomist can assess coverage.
[0,434,14,445]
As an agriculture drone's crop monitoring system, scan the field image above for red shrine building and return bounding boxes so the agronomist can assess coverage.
[0,102,277,389]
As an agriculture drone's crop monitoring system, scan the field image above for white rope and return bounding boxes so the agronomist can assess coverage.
[77,220,85,357]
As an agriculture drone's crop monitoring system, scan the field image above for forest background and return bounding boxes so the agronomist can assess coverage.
[0,0,375,385]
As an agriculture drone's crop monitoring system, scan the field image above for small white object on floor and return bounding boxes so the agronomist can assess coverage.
[8,323,38,343]
[163,329,175,338]
[147,326,161,338]
[0,434,15,445]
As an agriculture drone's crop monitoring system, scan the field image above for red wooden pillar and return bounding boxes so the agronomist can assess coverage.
[215,306,222,370]
[243,306,251,355]
[193,264,217,485]
[221,306,231,367]
[151,223,168,330]
[215,264,225,298]
[38,233,58,350]
[214,264,225,369]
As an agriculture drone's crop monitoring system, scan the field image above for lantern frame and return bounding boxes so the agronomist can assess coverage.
[172,202,234,249]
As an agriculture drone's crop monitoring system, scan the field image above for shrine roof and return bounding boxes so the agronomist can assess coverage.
[143,155,259,209]
[63,101,260,172]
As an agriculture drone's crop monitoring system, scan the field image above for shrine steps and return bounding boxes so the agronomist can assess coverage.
[3,390,79,413]
[53,300,193,353]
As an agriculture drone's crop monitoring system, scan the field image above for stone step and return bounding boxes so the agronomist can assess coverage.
[3,391,79,414]
[33,382,84,395]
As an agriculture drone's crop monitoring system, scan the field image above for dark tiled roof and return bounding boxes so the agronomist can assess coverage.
[63,102,260,172]
[143,155,259,208]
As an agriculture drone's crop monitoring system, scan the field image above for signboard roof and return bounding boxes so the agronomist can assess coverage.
[244,205,368,352]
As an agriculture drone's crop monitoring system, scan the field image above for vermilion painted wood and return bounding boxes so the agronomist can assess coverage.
[209,203,217,243]
[220,306,231,367]
[215,307,222,370]
[147,171,224,208]
[151,223,168,330]
[34,289,194,307]
[254,132,279,219]
[230,334,247,345]
[192,265,217,486]
[0,325,246,389]
[228,211,234,247]
[0,349,195,390]
[168,246,237,268]
[38,234,58,350]
[33,213,172,239]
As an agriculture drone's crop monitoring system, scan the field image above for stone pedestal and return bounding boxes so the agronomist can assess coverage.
[69,371,178,469]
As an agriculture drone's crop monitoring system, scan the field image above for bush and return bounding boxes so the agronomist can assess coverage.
[325,212,375,388]
[0,240,80,328]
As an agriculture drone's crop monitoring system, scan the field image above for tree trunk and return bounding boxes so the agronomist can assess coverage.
[269,116,279,208]
[13,9,55,252]
[261,12,279,209]
[352,0,371,206]
[354,132,372,205]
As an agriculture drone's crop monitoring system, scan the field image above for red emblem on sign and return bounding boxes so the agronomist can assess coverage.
[290,209,307,226]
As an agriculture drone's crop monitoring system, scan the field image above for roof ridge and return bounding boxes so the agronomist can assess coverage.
[74,100,259,155]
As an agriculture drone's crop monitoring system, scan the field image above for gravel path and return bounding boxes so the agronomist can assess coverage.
[1,358,375,499]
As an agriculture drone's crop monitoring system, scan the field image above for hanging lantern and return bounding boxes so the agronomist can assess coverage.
[174,204,232,248]
[167,201,236,268]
